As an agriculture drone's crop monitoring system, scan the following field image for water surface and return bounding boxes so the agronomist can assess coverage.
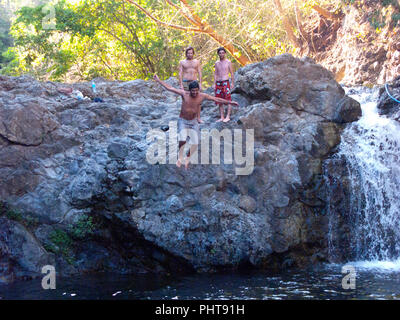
[1,263,400,300]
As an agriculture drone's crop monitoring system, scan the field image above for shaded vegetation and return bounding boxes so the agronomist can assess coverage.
[45,229,75,264]
[69,215,95,240]
[0,201,39,228]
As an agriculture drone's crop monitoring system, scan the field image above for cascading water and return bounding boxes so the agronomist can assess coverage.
[327,86,400,263]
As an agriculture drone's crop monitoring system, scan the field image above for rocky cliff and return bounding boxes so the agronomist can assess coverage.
[0,54,361,284]
[303,2,400,86]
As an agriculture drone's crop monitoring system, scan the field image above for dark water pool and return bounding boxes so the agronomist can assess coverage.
[1,262,400,300]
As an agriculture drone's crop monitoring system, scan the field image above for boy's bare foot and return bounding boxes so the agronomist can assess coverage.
[216,118,224,122]
[223,117,230,122]
[184,157,190,170]
[176,159,182,168]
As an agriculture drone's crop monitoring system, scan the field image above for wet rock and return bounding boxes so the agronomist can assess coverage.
[0,217,54,281]
[334,96,362,123]
[377,79,400,119]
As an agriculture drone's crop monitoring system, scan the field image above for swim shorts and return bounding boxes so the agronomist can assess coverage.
[177,117,200,145]
[215,80,231,103]
[182,79,195,91]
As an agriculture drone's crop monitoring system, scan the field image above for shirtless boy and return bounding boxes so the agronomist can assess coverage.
[179,47,203,123]
[214,47,235,122]
[153,74,238,169]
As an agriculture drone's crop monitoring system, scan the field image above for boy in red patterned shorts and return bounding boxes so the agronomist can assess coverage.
[214,47,235,122]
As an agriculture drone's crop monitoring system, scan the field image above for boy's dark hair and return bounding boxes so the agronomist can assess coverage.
[185,46,195,56]
[217,47,226,54]
[188,81,199,90]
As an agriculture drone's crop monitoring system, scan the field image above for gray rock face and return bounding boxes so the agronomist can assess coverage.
[235,55,361,123]
[377,79,400,121]
[0,216,55,282]
[0,55,361,282]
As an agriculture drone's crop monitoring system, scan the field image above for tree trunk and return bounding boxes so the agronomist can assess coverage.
[294,0,313,53]
[273,0,301,48]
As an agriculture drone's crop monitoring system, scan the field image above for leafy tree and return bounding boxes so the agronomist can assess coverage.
[0,3,13,66]
[2,0,399,83]
[2,0,190,81]
[0,16,12,64]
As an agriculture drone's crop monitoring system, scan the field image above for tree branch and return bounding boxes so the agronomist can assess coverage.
[123,0,202,32]
[294,0,311,53]
[98,27,150,69]
[312,4,342,20]
[98,55,119,79]
[273,0,301,48]
[121,0,251,65]
[164,0,198,26]
[178,0,251,65]
[179,0,204,26]
[111,7,155,72]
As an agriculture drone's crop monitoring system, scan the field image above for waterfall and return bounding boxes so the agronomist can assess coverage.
[328,86,400,262]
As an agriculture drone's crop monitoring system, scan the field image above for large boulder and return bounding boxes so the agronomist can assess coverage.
[0,55,361,282]
[235,55,361,123]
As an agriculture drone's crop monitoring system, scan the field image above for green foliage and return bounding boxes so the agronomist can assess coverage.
[1,0,399,82]
[47,229,75,264]
[369,9,386,30]
[1,0,297,82]
[341,0,400,31]
[392,12,400,26]
[341,0,356,4]
[382,0,396,7]
[45,215,96,263]
[0,8,12,65]
[0,202,39,228]
[70,215,95,240]
[49,229,73,248]
[1,48,21,75]
[0,0,314,81]
[1,0,188,81]
[5,208,23,221]
[3,0,94,79]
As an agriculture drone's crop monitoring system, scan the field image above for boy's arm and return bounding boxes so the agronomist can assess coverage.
[229,60,234,88]
[213,62,217,89]
[202,93,238,106]
[154,74,184,96]
[197,60,202,91]
[178,61,184,90]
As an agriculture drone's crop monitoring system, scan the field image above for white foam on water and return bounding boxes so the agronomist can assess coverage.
[347,259,400,272]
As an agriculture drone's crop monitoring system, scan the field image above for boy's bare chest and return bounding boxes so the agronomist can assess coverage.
[182,60,198,69]
[183,96,201,108]
[216,61,229,72]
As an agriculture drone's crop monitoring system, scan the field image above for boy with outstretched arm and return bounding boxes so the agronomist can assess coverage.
[153,74,238,169]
